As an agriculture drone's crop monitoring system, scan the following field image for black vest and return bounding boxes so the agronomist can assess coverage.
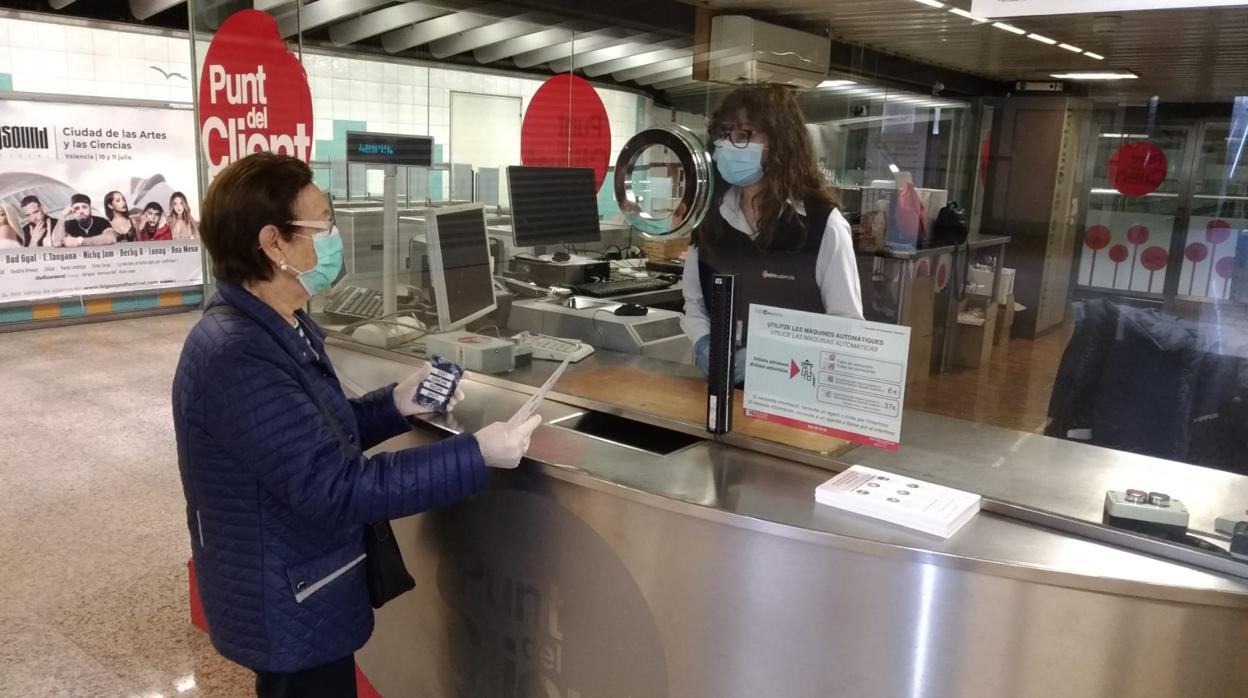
[697,198,832,343]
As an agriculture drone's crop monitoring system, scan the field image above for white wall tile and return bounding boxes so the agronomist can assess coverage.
[349,102,367,122]
[313,97,332,119]
[331,77,349,100]
[0,47,11,73]
[431,89,448,107]
[413,86,429,107]
[36,23,66,53]
[430,106,449,126]
[365,60,383,83]
[332,98,352,120]
[0,20,9,47]
[349,80,366,102]
[349,59,366,81]
[146,84,171,101]
[89,29,119,58]
[95,80,123,98]
[37,49,69,79]
[67,52,96,81]
[381,102,398,122]
[170,85,192,103]
[314,118,333,141]
[397,84,413,104]
[383,62,401,83]
[429,69,445,88]
[9,22,39,50]
[411,66,427,86]
[311,75,331,100]
[330,56,348,79]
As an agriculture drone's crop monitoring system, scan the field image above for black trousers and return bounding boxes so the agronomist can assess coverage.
[255,655,357,698]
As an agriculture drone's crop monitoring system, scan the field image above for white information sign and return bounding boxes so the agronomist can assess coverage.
[744,305,911,451]
[972,0,1247,17]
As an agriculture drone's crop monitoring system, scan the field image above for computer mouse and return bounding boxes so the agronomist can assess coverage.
[552,251,572,263]
[614,303,649,317]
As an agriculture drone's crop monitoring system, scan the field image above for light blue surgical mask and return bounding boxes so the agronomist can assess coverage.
[285,225,343,296]
[714,139,765,187]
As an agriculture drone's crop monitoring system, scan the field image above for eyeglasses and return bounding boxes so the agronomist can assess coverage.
[288,219,335,236]
[716,124,758,148]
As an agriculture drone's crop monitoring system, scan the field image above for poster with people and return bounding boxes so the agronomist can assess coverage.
[0,98,202,303]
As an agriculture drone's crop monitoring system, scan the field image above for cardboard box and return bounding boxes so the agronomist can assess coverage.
[642,235,690,261]
[901,274,937,332]
[967,266,1016,306]
[955,296,998,369]
[907,330,933,386]
[994,293,1016,347]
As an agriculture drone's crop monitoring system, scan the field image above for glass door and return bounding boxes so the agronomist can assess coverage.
[1077,125,1194,297]
[1174,121,1248,302]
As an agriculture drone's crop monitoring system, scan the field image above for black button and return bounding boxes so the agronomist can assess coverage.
[348,434,357,443]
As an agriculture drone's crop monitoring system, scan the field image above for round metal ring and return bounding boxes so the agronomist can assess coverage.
[612,125,712,240]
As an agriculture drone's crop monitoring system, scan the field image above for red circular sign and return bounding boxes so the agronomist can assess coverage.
[1127,224,1150,246]
[1109,244,1129,264]
[198,10,313,179]
[520,74,611,190]
[1141,246,1170,272]
[1185,242,1209,263]
[1207,219,1232,244]
[1084,225,1111,250]
[1108,141,1167,197]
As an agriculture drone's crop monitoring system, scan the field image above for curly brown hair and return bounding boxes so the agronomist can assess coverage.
[700,84,837,250]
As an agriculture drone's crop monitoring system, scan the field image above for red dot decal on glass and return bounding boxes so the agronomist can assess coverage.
[1084,225,1111,286]
[1108,141,1168,197]
[1127,225,1150,246]
[1185,242,1209,295]
[1207,219,1231,244]
[1109,244,1129,289]
[1085,225,1111,250]
[937,262,949,290]
[1141,245,1169,292]
[520,74,612,190]
[1216,256,1236,299]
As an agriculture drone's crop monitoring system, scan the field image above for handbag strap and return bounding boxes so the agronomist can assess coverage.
[205,304,360,458]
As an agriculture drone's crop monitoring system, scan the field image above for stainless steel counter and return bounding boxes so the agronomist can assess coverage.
[327,341,1248,697]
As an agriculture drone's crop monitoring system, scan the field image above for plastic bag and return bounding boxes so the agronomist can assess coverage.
[886,183,927,249]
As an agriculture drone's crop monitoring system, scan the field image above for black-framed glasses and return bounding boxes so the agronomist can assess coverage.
[716,124,756,148]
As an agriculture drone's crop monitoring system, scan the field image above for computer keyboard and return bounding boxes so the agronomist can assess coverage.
[324,285,383,322]
[570,276,674,298]
[511,331,595,362]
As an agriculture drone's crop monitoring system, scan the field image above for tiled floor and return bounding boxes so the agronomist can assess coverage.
[0,312,253,698]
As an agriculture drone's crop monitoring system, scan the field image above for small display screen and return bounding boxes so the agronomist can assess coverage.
[345,132,433,167]
[431,208,495,329]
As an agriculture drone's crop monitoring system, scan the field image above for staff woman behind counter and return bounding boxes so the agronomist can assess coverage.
[172,153,541,698]
[683,85,863,384]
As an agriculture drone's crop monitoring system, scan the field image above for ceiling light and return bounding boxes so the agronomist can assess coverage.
[994,22,1026,35]
[1059,43,1083,53]
[1084,51,1105,60]
[1028,33,1058,45]
[1100,133,1150,139]
[1051,71,1138,80]
[818,79,857,88]
[912,0,946,8]
[948,8,989,23]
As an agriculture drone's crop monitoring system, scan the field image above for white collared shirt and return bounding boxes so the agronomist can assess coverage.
[680,187,864,341]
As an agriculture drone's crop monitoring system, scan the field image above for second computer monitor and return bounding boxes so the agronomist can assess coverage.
[426,203,497,331]
[506,165,601,248]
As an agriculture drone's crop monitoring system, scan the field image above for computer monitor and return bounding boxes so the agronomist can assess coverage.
[506,166,601,248]
[426,203,497,331]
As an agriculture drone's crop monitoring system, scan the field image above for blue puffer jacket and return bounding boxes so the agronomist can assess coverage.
[171,281,486,672]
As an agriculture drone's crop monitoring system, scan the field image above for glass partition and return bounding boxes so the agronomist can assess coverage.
[190,2,1248,556]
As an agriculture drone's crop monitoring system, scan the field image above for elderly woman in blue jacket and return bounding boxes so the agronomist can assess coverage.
[172,152,541,698]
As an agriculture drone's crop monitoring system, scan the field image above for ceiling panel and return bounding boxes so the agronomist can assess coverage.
[694,0,1248,101]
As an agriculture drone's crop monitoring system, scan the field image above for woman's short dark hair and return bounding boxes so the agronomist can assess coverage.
[200,153,313,285]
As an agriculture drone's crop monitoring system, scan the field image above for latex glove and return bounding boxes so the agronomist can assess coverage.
[392,362,465,417]
[691,335,746,386]
[474,414,542,469]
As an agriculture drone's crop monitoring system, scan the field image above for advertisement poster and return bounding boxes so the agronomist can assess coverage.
[971,0,1246,17]
[0,98,201,303]
[744,305,911,451]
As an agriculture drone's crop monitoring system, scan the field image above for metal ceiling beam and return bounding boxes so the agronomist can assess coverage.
[429,13,557,59]
[614,55,692,83]
[653,76,700,92]
[636,65,693,86]
[275,0,391,38]
[586,45,690,78]
[512,30,628,69]
[381,3,513,53]
[48,0,79,8]
[130,0,184,20]
[547,33,673,73]
[328,2,455,46]
[473,26,579,64]
[253,0,297,11]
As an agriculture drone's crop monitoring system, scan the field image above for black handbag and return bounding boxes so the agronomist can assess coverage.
[205,305,415,608]
[932,202,972,300]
